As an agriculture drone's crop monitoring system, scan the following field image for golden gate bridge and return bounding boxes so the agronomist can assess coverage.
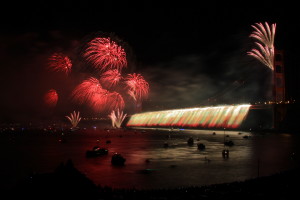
[126,49,292,131]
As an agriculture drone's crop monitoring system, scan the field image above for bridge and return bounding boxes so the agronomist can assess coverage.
[126,49,290,131]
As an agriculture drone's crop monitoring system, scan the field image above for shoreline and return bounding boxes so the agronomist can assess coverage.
[7,160,299,199]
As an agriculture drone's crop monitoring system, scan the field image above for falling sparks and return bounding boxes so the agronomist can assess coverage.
[247,22,276,70]
[127,105,251,129]
[66,111,81,128]
[44,89,58,108]
[84,37,127,72]
[109,109,127,128]
[48,53,72,75]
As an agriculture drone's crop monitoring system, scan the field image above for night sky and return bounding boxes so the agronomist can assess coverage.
[1,2,299,122]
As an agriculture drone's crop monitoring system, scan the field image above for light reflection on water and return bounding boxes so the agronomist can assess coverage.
[0,129,299,190]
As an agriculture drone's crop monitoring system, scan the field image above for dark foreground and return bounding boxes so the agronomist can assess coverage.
[4,159,298,200]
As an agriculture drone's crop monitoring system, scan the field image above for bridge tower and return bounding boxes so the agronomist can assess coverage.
[273,49,287,130]
[273,49,286,102]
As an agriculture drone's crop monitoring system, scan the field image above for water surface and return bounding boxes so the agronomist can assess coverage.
[1,128,299,190]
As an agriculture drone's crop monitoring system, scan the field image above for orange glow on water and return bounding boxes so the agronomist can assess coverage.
[127,105,251,129]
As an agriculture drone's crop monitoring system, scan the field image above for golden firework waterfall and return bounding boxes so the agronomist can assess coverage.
[109,109,127,128]
[66,111,81,128]
[126,105,251,129]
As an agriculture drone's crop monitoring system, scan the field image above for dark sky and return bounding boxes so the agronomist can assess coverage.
[1,2,299,122]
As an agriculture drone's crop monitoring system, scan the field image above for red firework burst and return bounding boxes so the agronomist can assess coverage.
[44,89,58,107]
[89,90,125,113]
[106,92,125,111]
[84,37,127,71]
[72,77,105,105]
[88,89,110,112]
[48,53,72,75]
[100,69,122,88]
[125,73,149,101]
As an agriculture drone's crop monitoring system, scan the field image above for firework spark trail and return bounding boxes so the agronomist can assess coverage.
[125,73,149,102]
[249,42,274,68]
[72,77,105,105]
[100,69,122,88]
[48,53,72,75]
[109,109,127,128]
[247,22,276,70]
[66,111,81,128]
[127,105,251,129]
[84,37,127,72]
[250,22,276,48]
[44,89,58,108]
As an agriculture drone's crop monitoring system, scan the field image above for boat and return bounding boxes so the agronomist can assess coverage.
[58,137,67,143]
[243,135,251,139]
[111,153,126,166]
[222,149,229,158]
[163,142,169,148]
[224,140,234,146]
[197,143,206,150]
[70,127,80,132]
[86,146,108,158]
[187,137,194,145]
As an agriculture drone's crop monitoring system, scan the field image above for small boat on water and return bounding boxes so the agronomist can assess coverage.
[243,135,251,139]
[197,143,206,150]
[111,153,126,166]
[187,137,194,145]
[163,142,169,148]
[86,146,108,158]
[222,149,229,158]
[224,140,234,147]
[70,127,80,132]
[59,137,67,143]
